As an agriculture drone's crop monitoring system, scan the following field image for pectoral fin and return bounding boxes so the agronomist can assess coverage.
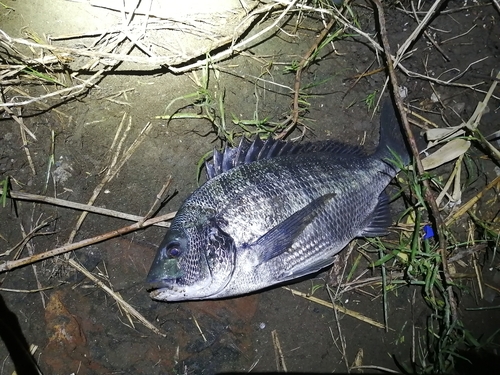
[250,193,336,264]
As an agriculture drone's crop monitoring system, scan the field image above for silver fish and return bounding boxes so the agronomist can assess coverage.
[147,100,410,301]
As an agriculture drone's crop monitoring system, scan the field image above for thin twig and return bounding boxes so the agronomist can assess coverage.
[0,2,293,73]
[67,119,152,244]
[0,103,36,174]
[20,219,46,308]
[9,86,70,118]
[0,30,153,65]
[0,64,105,108]
[0,286,53,293]
[282,286,387,329]
[410,1,450,62]
[0,217,54,258]
[326,1,497,101]
[440,24,477,45]
[0,188,172,228]
[0,99,37,140]
[271,330,287,372]
[192,314,207,342]
[351,365,400,373]
[393,0,446,66]
[68,258,166,337]
[139,177,173,226]
[494,0,500,15]
[285,16,336,134]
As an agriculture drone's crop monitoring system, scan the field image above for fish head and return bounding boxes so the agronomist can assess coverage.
[146,216,236,301]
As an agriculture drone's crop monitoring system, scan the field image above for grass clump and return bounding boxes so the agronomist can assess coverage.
[364,136,499,373]
[156,57,292,145]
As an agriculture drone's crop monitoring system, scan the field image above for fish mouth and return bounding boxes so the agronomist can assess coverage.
[146,279,176,291]
[149,287,180,301]
[147,275,223,301]
[147,280,188,301]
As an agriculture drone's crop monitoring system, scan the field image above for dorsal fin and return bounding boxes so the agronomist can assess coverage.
[205,137,367,179]
[244,137,264,164]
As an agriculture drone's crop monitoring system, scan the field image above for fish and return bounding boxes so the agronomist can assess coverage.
[146,100,410,301]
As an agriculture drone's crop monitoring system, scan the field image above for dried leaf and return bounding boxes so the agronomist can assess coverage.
[425,125,465,142]
[421,138,471,170]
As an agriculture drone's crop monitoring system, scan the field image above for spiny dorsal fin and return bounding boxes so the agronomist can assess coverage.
[205,137,366,180]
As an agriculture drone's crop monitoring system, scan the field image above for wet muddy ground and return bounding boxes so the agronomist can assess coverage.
[1,0,500,374]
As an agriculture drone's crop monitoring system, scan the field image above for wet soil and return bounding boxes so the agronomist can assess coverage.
[1,1,500,374]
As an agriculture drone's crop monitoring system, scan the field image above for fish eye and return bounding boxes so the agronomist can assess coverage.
[165,242,181,258]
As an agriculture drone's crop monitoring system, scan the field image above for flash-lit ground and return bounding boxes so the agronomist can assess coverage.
[1,1,500,374]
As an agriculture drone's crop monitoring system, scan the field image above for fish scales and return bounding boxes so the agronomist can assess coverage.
[192,155,386,293]
[209,153,384,245]
[147,100,410,301]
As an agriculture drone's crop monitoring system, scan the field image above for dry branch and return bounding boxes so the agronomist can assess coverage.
[0,213,172,273]
[0,1,292,75]
[372,0,458,324]
[168,1,297,73]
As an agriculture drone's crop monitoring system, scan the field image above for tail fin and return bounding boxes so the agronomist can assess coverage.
[375,100,411,169]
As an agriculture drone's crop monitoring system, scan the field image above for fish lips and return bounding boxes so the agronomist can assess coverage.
[147,282,185,301]
[147,278,213,301]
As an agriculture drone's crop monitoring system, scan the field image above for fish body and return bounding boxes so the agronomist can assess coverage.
[147,101,409,301]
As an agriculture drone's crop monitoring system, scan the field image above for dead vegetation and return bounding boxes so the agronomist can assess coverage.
[0,0,499,373]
